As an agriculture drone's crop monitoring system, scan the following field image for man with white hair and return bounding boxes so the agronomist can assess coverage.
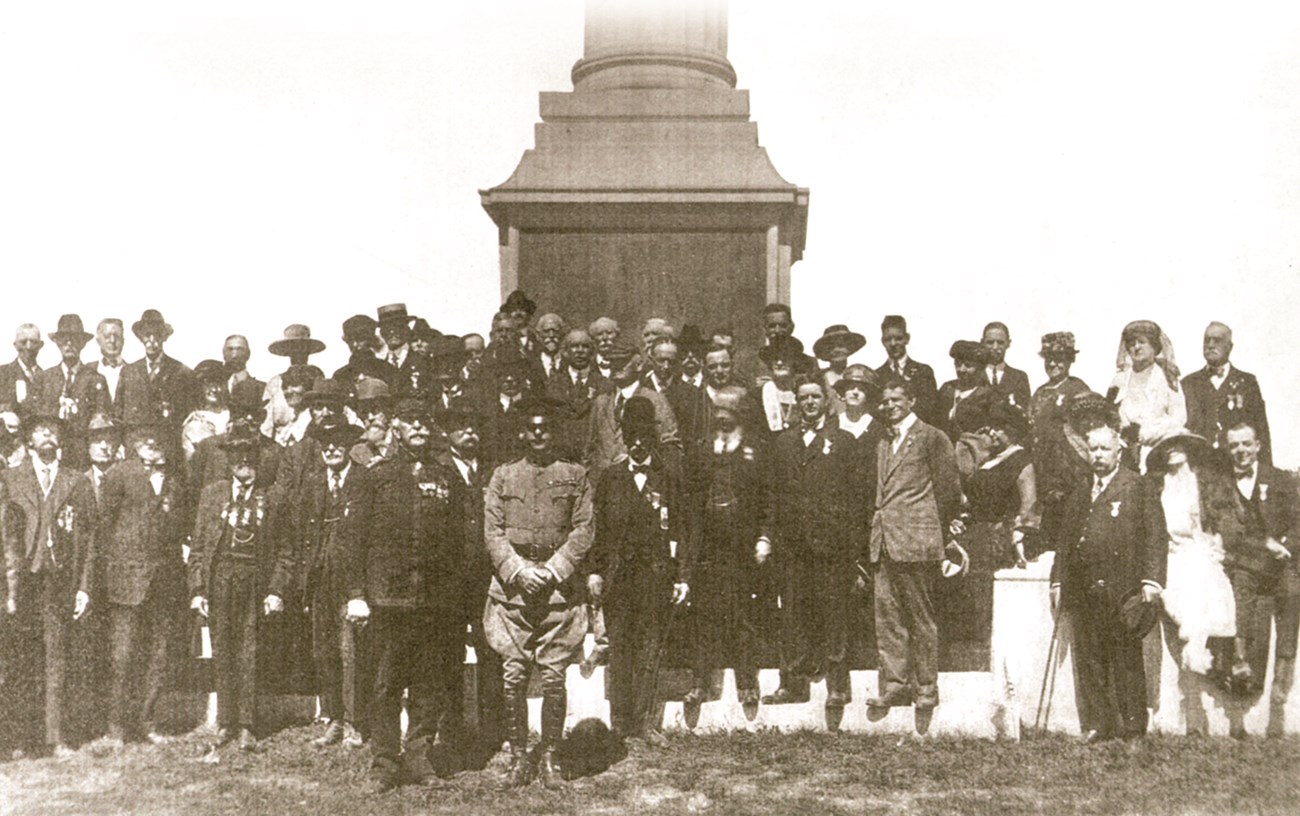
[1182,321,1272,466]
[0,323,43,412]
[589,317,620,381]
[640,318,675,357]
[92,318,127,410]
[535,314,567,379]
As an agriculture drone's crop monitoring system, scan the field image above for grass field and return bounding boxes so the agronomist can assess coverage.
[2,725,1298,815]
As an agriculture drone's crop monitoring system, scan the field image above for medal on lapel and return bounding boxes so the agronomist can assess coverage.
[823,438,833,456]
[1110,500,1122,518]
[161,495,172,514]
[57,504,75,533]
[1261,483,1269,502]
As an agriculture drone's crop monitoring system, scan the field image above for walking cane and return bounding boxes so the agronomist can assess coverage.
[644,600,680,728]
[1034,611,1063,736]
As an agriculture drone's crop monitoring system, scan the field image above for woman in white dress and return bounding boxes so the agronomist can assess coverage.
[1109,320,1187,472]
[1148,431,1236,675]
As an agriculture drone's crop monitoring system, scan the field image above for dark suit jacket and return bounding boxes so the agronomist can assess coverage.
[875,359,941,428]
[116,355,199,436]
[545,369,615,463]
[585,385,680,487]
[592,453,692,588]
[870,417,961,564]
[2,458,97,599]
[983,364,1032,411]
[98,459,189,606]
[685,434,769,565]
[268,459,371,609]
[187,479,280,598]
[1223,464,1295,575]
[88,360,128,411]
[1182,365,1272,466]
[347,448,465,613]
[0,359,39,412]
[437,451,491,606]
[333,354,404,392]
[32,364,112,449]
[642,373,704,447]
[935,382,998,442]
[1049,467,1167,608]
[767,425,868,561]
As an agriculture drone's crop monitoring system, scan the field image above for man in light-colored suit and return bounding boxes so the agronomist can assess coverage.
[584,343,679,488]
[867,377,961,720]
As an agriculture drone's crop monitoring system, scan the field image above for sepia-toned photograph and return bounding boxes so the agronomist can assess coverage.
[1,1,1299,813]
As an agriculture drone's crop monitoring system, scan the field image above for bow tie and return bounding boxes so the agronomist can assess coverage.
[630,462,651,475]
[1212,366,1227,378]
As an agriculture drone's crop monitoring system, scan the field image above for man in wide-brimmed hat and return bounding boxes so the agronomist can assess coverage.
[32,314,111,469]
[117,309,198,457]
[428,335,469,413]
[267,413,369,751]
[0,322,43,413]
[2,411,97,758]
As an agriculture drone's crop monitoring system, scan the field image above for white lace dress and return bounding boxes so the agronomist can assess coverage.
[1159,466,1236,673]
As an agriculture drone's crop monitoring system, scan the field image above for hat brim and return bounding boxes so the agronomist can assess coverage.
[833,377,881,397]
[269,338,326,357]
[49,331,94,346]
[813,334,866,360]
[1120,589,1159,638]
[1147,431,1214,472]
[131,321,173,340]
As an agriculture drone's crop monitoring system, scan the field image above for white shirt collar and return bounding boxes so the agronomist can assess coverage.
[892,412,918,441]
[1094,467,1118,496]
[619,380,641,400]
[30,452,58,480]
[713,429,742,454]
[232,478,254,501]
[683,371,702,388]
[1236,461,1259,493]
[327,460,351,486]
[1211,361,1233,385]
[890,354,911,372]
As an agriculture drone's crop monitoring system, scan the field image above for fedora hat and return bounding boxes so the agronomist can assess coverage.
[376,303,409,325]
[621,395,657,432]
[352,378,393,412]
[229,379,268,413]
[131,309,173,341]
[812,325,866,360]
[86,412,121,443]
[49,314,93,346]
[308,413,363,448]
[301,378,348,407]
[219,422,263,454]
[193,359,228,385]
[269,324,325,357]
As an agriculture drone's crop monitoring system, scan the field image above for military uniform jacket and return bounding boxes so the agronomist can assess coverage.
[592,453,692,587]
[2,457,97,599]
[1049,467,1167,607]
[98,459,189,606]
[870,418,961,564]
[767,424,868,562]
[1183,365,1272,465]
[268,458,371,609]
[484,456,594,607]
[116,355,199,433]
[32,364,112,442]
[188,479,281,598]
[347,447,465,612]
[1223,464,1295,576]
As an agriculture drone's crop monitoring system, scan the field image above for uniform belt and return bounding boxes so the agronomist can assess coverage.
[512,541,559,561]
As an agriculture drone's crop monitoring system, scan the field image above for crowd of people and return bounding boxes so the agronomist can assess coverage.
[0,293,1293,791]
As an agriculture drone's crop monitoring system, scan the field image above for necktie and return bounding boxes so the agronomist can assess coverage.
[329,472,342,498]
[388,351,399,368]
[1091,478,1104,502]
[1212,366,1226,379]
[148,362,157,381]
[615,394,626,423]
[38,465,52,495]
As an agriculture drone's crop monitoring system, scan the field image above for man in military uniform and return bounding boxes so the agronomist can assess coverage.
[483,395,594,788]
[345,398,467,790]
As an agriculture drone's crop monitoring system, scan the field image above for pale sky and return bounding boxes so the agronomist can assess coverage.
[2,2,1298,459]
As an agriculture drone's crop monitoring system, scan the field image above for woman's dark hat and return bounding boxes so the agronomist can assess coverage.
[269,324,325,357]
[812,325,866,360]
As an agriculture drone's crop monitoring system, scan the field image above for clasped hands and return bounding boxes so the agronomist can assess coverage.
[518,565,555,596]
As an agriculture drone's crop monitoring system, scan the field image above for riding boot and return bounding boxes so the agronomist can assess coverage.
[502,687,531,788]
[538,689,566,789]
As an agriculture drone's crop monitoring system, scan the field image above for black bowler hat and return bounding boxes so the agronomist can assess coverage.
[352,379,393,414]
[86,412,121,444]
[219,423,263,454]
[678,324,707,356]
[759,336,806,368]
[1119,587,1159,639]
[621,395,657,433]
